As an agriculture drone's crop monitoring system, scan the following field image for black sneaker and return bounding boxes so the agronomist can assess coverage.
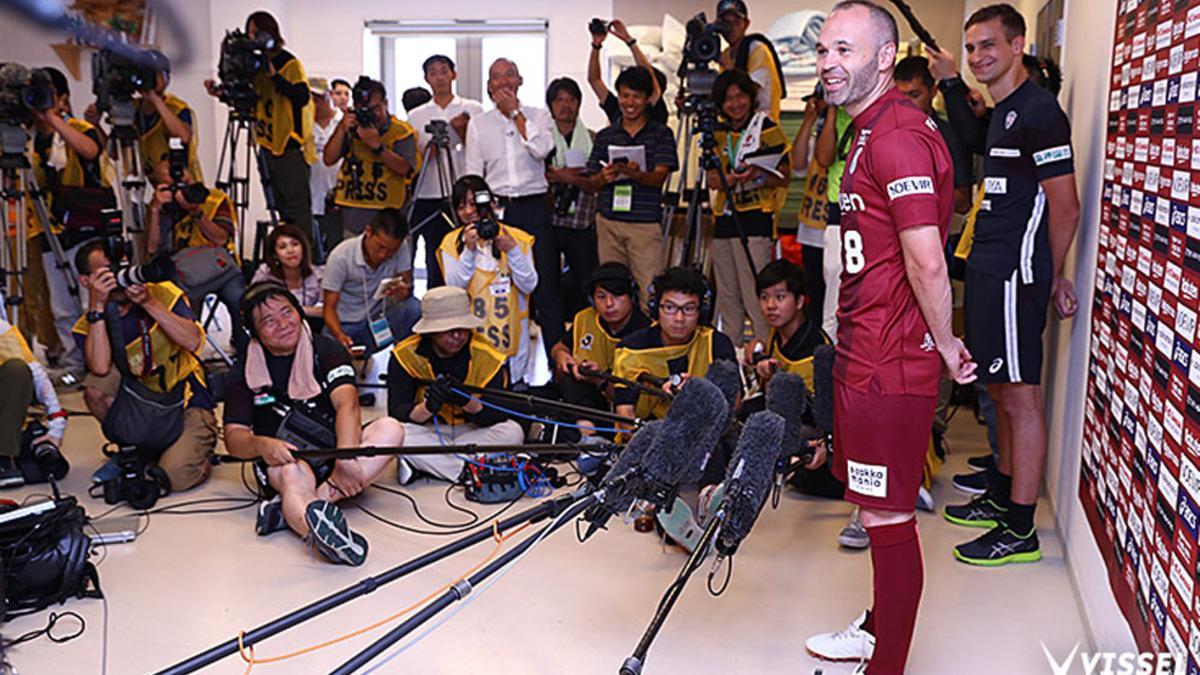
[943,494,1007,528]
[305,500,368,566]
[967,454,994,471]
[951,470,990,495]
[954,524,1042,566]
[255,495,288,536]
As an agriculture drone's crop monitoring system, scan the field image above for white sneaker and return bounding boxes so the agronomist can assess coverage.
[838,508,870,549]
[916,485,934,512]
[805,610,876,662]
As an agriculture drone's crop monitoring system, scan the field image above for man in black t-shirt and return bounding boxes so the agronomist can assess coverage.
[946,4,1081,567]
[223,282,405,566]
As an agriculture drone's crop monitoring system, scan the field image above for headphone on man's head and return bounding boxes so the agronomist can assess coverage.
[585,263,639,309]
[240,280,304,340]
[646,267,714,326]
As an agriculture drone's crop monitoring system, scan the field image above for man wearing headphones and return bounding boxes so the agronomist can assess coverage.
[551,262,650,418]
[223,282,405,566]
[612,266,736,422]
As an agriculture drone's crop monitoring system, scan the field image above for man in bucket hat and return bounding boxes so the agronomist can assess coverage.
[386,286,525,483]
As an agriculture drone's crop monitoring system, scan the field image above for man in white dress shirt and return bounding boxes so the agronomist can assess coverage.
[406,56,485,288]
[464,58,565,364]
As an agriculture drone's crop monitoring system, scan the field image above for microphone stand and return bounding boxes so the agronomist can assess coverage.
[210,442,621,464]
[156,488,591,675]
[329,490,604,674]
[619,512,725,675]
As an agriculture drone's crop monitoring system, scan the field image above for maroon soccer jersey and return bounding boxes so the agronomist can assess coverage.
[835,88,954,397]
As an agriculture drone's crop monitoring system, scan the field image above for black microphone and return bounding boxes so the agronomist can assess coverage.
[704,359,742,412]
[715,411,786,557]
[811,344,835,439]
[766,371,812,464]
[581,378,729,540]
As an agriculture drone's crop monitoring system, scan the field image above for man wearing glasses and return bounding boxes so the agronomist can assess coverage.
[611,266,736,422]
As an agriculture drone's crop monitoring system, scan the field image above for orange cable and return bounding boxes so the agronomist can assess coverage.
[236,520,532,671]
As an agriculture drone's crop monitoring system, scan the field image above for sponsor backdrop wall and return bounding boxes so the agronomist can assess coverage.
[1081,0,1200,656]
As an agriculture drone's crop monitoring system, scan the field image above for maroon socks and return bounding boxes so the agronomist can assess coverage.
[865,518,923,674]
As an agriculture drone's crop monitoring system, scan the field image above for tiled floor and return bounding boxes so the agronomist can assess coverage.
[4,391,1088,674]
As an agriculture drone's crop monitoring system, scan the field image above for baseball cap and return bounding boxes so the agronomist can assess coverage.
[716,0,748,19]
[308,76,330,96]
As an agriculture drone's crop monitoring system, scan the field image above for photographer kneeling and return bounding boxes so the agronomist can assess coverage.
[146,160,246,354]
[224,282,404,566]
[73,239,217,491]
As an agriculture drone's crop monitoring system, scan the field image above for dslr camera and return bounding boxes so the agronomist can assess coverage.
[92,47,158,117]
[0,63,55,130]
[98,447,171,510]
[351,76,379,129]
[215,29,276,113]
[589,18,611,36]
[0,420,70,489]
[166,138,210,206]
[472,191,501,240]
[99,210,175,289]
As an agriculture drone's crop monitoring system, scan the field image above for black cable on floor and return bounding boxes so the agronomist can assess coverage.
[5,610,86,647]
[356,484,531,536]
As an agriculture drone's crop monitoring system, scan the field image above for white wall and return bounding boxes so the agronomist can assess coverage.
[1042,0,1137,653]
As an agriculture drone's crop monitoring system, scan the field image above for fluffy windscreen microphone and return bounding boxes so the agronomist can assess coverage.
[704,360,742,412]
[580,421,662,541]
[641,377,729,499]
[811,344,836,436]
[716,411,786,557]
[766,372,812,463]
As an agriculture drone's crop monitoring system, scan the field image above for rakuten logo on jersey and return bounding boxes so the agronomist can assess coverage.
[885,176,935,201]
[840,192,866,212]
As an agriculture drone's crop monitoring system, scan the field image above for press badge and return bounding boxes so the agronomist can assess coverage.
[613,185,633,213]
[490,274,510,296]
[253,392,276,407]
[369,316,394,348]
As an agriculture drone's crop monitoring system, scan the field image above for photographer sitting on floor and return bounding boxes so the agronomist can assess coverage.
[0,315,67,483]
[387,286,524,484]
[73,239,217,492]
[223,282,405,566]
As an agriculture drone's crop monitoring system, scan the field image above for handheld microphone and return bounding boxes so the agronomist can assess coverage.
[811,344,835,441]
[715,411,786,557]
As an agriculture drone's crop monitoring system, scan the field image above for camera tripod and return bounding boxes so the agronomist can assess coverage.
[670,86,761,279]
[214,106,281,271]
[0,123,83,330]
[104,100,148,264]
[406,122,458,242]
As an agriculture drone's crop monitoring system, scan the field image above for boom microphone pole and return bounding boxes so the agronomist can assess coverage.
[888,0,940,50]
[210,442,622,464]
[156,488,590,675]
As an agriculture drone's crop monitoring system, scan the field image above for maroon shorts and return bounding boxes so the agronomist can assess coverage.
[831,378,937,512]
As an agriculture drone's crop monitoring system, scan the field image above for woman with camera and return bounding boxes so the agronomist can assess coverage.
[706,69,790,347]
[437,175,538,385]
[252,223,325,323]
[204,11,315,232]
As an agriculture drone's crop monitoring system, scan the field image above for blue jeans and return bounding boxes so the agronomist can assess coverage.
[331,297,421,354]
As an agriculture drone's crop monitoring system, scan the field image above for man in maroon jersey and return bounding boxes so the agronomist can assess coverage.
[802,3,978,674]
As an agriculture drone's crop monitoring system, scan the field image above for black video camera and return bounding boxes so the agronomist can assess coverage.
[684,13,726,65]
[472,191,501,240]
[0,63,55,129]
[215,29,276,113]
[425,119,452,149]
[92,48,157,115]
[98,447,171,511]
[352,76,379,129]
[99,210,176,289]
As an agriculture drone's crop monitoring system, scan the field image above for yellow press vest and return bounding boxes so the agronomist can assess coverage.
[333,117,419,209]
[571,307,623,374]
[171,189,239,260]
[71,282,207,402]
[795,162,831,233]
[391,333,508,426]
[954,183,987,261]
[138,93,204,182]
[711,120,790,217]
[436,226,534,357]
[613,326,716,420]
[0,321,36,364]
[767,325,830,393]
[254,57,315,162]
[28,119,113,238]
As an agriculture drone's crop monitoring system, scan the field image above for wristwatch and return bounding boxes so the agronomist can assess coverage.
[370,144,383,156]
[508,108,522,121]
[86,310,106,324]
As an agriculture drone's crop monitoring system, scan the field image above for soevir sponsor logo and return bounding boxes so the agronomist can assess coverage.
[885,176,934,200]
